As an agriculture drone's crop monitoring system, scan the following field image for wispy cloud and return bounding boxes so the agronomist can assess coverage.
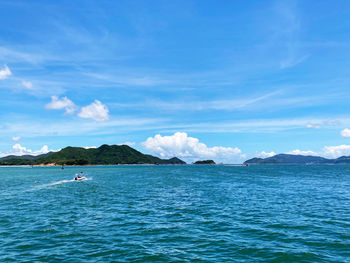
[269,0,309,69]
[84,72,172,87]
[1,76,66,97]
[280,54,309,69]
[21,80,33,89]
[0,117,166,138]
[12,136,21,142]
[0,46,51,64]
[306,120,340,129]
[111,89,338,112]
[154,117,346,134]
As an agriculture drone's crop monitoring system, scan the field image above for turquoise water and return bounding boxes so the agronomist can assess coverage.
[0,165,349,262]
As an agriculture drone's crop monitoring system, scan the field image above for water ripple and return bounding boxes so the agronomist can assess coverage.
[0,165,349,262]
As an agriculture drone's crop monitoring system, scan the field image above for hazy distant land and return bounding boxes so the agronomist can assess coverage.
[244,154,350,165]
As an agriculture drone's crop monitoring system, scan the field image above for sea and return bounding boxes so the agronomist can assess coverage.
[0,165,349,262]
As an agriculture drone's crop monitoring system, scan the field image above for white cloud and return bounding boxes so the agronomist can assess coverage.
[78,100,109,122]
[286,149,318,156]
[45,96,77,114]
[0,143,51,158]
[341,128,350,138]
[37,145,49,155]
[0,65,11,80]
[12,143,29,155]
[322,145,350,159]
[257,151,276,158]
[142,132,245,163]
[21,80,33,90]
[12,136,21,142]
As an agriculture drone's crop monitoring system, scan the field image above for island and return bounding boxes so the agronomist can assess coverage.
[244,153,350,165]
[193,160,216,165]
[0,144,186,166]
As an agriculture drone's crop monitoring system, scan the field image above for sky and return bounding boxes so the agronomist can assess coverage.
[1,0,350,163]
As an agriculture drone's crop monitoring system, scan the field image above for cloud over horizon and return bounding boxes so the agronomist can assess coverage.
[0,143,51,158]
[142,132,245,163]
[257,151,276,158]
[283,145,350,159]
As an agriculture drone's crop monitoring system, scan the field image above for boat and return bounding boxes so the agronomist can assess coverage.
[74,172,87,181]
[74,176,87,181]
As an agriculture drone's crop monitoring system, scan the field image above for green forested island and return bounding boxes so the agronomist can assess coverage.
[0,144,186,166]
[194,160,216,165]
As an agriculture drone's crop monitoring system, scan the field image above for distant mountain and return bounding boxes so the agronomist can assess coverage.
[244,154,350,165]
[0,145,186,165]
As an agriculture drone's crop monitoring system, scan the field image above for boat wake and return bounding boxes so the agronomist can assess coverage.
[34,177,92,190]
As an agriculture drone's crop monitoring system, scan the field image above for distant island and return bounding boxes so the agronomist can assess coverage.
[193,160,216,165]
[244,154,350,165]
[0,144,186,166]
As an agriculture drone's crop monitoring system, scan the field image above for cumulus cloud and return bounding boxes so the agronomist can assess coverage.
[341,128,350,138]
[142,132,245,163]
[46,96,78,114]
[257,151,276,158]
[78,100,109,122]
[0,65,11,79]
[0,143,51,158]
[286,149,318,156]
[21,80,33,90]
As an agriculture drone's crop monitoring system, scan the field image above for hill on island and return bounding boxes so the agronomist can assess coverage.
[244,153,350,165]
[0,144,186,165]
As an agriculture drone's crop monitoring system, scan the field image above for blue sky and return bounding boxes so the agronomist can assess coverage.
[1,0,350,162]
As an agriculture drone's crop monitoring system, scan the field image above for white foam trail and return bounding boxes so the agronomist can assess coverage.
[34,177,92,190]
[0,178,92,200]
[48,179,75,186]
